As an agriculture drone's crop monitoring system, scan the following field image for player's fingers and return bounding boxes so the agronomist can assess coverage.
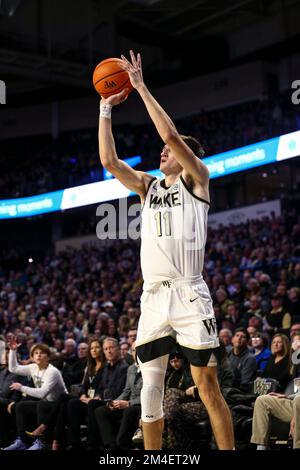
[137,52,142,69]
[130,49,137,67]
[120,55,132,69]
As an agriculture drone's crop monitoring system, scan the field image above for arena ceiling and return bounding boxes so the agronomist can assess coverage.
[0,0,299,102]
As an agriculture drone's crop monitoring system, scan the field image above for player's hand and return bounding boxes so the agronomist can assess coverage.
[100,89,129,107]
[120,50,144,90]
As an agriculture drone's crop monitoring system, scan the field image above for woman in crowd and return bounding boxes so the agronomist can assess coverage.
[263,333,292,390]
[66,338,104,450]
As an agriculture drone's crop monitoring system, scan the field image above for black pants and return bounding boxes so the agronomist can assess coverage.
[36,393,70,443]
[15,400,39,442]
[95,404,141,449]
[0,402,17,446]
[67,398,106,448]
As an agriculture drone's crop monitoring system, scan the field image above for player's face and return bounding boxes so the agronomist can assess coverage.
[160,145,182,175]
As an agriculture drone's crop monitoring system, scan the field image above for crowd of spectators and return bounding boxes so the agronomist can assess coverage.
[1,92,299,199]
[0,209,300,449]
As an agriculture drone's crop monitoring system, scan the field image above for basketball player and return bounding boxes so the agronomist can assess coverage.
[98,50,234,450]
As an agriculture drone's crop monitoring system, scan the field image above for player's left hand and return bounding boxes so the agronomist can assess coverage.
[120,50,144,90]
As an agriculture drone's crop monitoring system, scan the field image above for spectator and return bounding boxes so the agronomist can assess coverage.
[251,384,300,449]
[287,288,300,324]
[264,295,291,337]
[95,341,142,449]
[0,346,26,447]
[215,289,234,316]
[219,329,233,353]
[228,328,257,390]
[66,338,105,450]
[163,356,234,450]
[250,333,272,371]
[67,337,127,450]
[263,333,292,390]
[3,339,67,451]
[127,328,137,354]
[120,342,134,366]
[62,342,88,389]
[290,324,300,340]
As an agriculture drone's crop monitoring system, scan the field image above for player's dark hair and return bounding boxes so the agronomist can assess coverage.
[181,135,205,158]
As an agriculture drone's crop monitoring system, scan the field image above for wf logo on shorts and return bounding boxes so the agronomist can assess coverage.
[0,80,6,104]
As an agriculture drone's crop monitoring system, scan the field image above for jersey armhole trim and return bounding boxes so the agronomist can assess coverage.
[180,175,210,206]
[141,177,156,211]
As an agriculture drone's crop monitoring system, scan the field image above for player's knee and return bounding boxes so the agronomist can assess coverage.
[141,383,164,423]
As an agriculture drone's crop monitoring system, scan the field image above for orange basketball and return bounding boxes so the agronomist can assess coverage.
[92,58,133,98]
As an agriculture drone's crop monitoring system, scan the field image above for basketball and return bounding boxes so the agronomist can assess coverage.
[93,58,133,98]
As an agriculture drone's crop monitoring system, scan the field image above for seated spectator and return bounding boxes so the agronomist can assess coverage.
[127,328,137,354]
[67,337,127,450]
[95,341,142,449]
[247,315,263,334]
[0,346,26,447]
[60,339,77,366]
[250,333,271,372]
[165,351,193,392]
[263,333,292,391]
[251,383,300,449]
[264,295,291,337]
[290,324,300,340]
[287,288,300,324]
[228,328,257,390]
[220,304,241,331]
[291,333,300,378]
[120,341,134,366]
[26,338,103,450]
[219,329,233,353]
[163,355,234,450]
[242,295,264,326]
[3,339,67,451]
[62,342,88,389]
[215,289,234,316]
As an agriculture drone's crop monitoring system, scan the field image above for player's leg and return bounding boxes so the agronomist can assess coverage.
[190,364,234,450]
[139,354,169,450]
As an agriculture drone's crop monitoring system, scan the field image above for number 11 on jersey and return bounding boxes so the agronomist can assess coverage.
[154,211,172,237]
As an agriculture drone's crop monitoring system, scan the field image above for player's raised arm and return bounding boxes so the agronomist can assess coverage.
[120,50,209,187]
[98,90,152,199]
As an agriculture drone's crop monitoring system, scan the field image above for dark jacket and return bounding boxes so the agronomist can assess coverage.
[263,355,292,390]
[0,367,24,405]
[95,360,128,401]
[165,364,193,392]
[228,348,257,390]
[62,358,87,389]
[117,363,142,406]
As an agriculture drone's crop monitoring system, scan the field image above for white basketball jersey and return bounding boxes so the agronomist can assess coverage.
[141,176,210,289]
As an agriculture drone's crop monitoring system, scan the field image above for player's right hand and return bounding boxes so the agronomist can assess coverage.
[100,89,129,107]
